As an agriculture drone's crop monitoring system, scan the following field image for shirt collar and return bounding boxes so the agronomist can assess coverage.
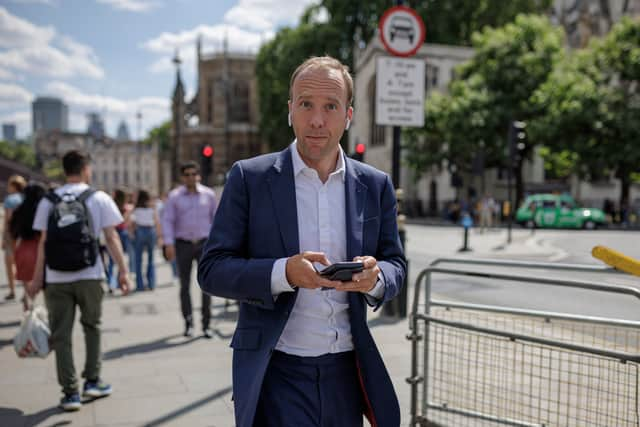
[291,140,346,182]
[179,183,203,194]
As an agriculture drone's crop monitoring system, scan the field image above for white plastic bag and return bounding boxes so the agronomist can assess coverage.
[13,305,51,358]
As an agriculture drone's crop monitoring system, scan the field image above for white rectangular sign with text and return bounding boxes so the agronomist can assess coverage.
[375,56,425,127]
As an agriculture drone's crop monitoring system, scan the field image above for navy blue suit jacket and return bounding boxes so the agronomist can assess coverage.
[198,146,406,427]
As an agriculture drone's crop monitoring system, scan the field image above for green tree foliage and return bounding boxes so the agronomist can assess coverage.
[144,120,171,152]
[317,0,553,66]
[407,14,563,207]
[256,0,552,152]
[531,17,640,207]
[0,140,36,168]
[404,75,497,178]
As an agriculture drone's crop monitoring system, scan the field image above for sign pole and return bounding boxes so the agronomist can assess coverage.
[393,0,402,189]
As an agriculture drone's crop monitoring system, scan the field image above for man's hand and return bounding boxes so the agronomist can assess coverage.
[164,244,176,262]
[285,251,341,290]
[26,278,42,299]
[333,256,380,293]
[118,270,131,295]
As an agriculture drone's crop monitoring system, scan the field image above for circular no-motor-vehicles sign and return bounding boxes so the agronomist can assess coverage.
[379,6,426,57]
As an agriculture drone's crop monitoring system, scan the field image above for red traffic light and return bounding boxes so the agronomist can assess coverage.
[202,145,214,157]
[355,143,366,155]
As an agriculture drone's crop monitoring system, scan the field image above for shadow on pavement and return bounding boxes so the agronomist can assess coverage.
[103,334,201,360]
[154,282,175,290]
[0,338,14,351]
[142,385,233,427]
[0,406,66,427]
[367,315,406,328]
[0,320,20,328]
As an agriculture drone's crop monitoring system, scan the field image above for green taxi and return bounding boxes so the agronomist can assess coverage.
[516,194,607,229]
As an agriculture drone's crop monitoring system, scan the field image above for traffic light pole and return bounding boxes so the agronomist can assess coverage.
[507,121,515,244]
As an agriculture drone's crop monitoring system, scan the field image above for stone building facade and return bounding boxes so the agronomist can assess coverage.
[169,39,264,188]
[90,139,160,196]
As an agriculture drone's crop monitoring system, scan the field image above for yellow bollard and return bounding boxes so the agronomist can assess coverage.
[592,245,640,277]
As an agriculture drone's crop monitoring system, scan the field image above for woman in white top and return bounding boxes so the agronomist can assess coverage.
[130,190,161,291]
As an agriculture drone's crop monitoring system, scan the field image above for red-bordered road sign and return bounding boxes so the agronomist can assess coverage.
[379,6,426,57]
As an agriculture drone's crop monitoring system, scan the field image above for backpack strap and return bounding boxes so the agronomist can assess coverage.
[45,190,61,204]
[76,188,96,204]
[78,188,97,239]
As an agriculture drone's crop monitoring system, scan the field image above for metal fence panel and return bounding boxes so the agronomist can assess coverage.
[409,259,640,427]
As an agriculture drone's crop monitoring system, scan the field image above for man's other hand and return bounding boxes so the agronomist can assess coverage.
[333,256,380,293]
[118,270,131,295]
[164,244,176,262]
[285,251,340,290]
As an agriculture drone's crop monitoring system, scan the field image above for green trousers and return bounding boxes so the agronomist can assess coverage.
[44,279,104,395]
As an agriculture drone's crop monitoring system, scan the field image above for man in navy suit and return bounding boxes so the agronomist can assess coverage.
[198,56,406,427]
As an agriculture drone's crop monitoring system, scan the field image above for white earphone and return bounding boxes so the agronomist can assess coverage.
[287,113,292,127]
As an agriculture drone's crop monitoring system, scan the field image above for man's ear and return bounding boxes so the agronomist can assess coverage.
[345,106,354,130]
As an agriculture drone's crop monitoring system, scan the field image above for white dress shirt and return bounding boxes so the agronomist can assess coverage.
[270,141,384,357]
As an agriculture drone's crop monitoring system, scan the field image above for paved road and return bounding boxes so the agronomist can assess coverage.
[0,224,638,426]
[405,225,640,321]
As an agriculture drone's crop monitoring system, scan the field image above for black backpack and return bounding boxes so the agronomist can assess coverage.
[45,188,99,271]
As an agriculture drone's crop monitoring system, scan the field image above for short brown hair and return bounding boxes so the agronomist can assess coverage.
[62,150,91,176]
[289,56,353,107]
[8,175,26,192]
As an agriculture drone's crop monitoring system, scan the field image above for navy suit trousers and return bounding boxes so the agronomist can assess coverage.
[253,351,364,427]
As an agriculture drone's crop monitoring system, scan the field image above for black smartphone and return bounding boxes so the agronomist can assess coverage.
[318,261,364,282]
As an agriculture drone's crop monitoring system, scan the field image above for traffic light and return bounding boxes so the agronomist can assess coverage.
[351,143,366,162]
[200,144,213,183]
[508,121,527,167]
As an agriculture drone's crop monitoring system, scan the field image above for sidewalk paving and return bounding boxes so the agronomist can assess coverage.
[0,227,557,427]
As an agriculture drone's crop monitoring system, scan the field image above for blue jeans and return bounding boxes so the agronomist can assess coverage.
[107,228,129,289]
[134,226,156,291]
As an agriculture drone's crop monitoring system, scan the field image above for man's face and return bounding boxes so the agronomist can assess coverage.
[181,167,200,188]
[288,67,353,165]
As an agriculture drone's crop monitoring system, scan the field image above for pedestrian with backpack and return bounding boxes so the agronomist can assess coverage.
[27,150,131,412]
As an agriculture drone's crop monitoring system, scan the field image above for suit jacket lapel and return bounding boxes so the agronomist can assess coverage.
[267,147,300,256]
[345,157,367,261]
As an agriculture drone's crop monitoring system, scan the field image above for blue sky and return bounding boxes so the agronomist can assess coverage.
[0,0,322,139]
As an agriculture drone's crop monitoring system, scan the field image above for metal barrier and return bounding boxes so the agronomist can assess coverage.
[408,257,640,427]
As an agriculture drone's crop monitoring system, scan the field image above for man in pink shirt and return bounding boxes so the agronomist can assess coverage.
[161,161,217,338]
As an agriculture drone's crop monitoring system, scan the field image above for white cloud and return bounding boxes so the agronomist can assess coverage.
[0,6,55,49]
[142,0,315,75]
[0,7,104,79]
[143,23,271,75]
[223,0,318,32]
[0,68,15,80]
[96,0,159,12]
[0,82,33,108]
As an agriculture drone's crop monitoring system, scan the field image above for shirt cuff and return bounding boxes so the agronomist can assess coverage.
[364,273,385,306]
[271,257,296,296]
